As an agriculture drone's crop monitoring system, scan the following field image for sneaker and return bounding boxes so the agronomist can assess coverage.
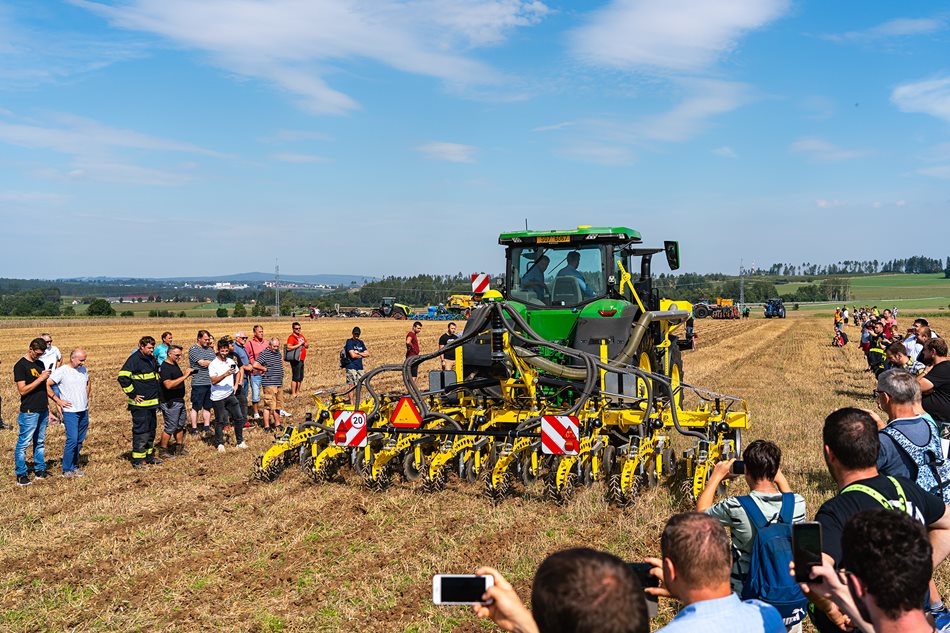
[0,420,9,430]
[145,457,163,466]
[217,444,225,453]
[243,422,252,429]
[62,470,85,478]
[202,426,213,437]
[175,445,189,457]
[188,427,198,436]
[33,470,49,480]
[16,474,31,486]
[237,442,249,450]
[279,410,291,417]
[224,425,232,433]
[132,461,146,469]
[252,413,261,420]
[159,450,176,460]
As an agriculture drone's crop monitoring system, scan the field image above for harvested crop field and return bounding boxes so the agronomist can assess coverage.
[1,314,948,632]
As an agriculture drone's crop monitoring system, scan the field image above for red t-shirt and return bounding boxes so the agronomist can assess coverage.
[247,337,268,375]
[287,333,307,361]
[406,331,419,358]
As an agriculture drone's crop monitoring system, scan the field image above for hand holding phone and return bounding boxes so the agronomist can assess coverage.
[432,574,493,605]
[731,460,745,475]
[793,522,824,583]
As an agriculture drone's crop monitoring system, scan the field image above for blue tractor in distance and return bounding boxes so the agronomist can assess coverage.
[764,298,786,319]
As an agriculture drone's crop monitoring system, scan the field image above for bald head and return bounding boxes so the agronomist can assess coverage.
[69,348,87,368]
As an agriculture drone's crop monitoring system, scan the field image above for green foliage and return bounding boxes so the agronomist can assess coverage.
[232,302,247,317]
[945,257,950,279]
[120,310,134,317]
[251,303,263,317]
[148,310,175,317]
[178,311,187,318]
[0,287,61,316]
[216,307,229,318]
[319,274,473,308]
[86,298,116,316]
[62,305,76,316]
[216,289,237,304]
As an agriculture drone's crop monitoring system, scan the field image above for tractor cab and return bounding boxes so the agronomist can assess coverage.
[499,226,681,347]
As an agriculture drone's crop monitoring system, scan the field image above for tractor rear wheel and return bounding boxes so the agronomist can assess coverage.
[667,346,684,408]
[392,311,406,320]
[693,305,709,319]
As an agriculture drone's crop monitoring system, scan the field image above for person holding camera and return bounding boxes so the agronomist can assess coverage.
[472,548,649,633]
[208,339,248,452]
[644,513,785,632]
[809,408,950,632]
[797,509,935,633]
[696,440,806,629]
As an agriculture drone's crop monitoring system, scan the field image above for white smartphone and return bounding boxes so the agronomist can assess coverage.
[431,574,493,605]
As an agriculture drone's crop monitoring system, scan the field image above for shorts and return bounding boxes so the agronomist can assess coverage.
[408,361,419,378]
[160,400,187,435]
[346,368,365,385]
[190,384,212,411]
[262,386,283,411]
[250,375,263,403]
[289,360,304,382]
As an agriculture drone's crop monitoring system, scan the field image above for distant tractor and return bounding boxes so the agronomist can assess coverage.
[372,297,411,319]
[693,297,739,319]
[764,298,786,319]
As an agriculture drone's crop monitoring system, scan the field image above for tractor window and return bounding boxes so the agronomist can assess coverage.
[508,245,605,307]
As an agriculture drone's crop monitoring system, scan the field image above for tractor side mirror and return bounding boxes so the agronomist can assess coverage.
[664,241,680,271]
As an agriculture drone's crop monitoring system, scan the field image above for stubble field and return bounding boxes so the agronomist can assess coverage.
[0,313,948,632]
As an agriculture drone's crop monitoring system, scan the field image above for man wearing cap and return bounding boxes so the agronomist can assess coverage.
[231,332,254,429]
[343,327,370,405]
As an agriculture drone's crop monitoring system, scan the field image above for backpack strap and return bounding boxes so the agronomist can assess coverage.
[778,492,795,524]
[736,495,769,531]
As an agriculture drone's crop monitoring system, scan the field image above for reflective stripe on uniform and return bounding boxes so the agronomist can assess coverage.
[131,451,147,459]
[128,398,159,407]
[130,373,157,380]
[121,384,135,393]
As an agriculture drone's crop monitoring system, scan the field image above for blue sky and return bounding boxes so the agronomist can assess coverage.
[0,0,948,279]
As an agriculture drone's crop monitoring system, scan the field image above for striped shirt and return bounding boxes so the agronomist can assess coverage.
[256,348,284,387]
[188,344,216,386]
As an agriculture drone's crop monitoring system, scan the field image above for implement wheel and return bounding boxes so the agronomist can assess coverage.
[402,449,426,482]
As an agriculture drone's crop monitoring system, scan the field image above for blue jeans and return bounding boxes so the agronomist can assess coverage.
[15,411,49,476]
[62,410,89,473]
[250,375,262,403]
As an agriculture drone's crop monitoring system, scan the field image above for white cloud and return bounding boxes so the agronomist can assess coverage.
[533,121,576,132]
[815,199,846,208]
[919,165,950,179]
[892,77,950,123]
[635,79,752,142]
[414,141,477,163]
[824,17,945,42]
[896,199,907,207]
[791,137,869,162]
[63,161,193,186]
[74,0,549,115]
[799,95,836,120]
[0,113,223,156]
[271,152,329,164]
[712,146,737,158]
[0,191,67,204]
[569,0,789,72]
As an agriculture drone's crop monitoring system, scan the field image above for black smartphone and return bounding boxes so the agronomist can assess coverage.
[792,522,823,583]
[731,460,745,475]
[627,562,659,618]
[431,574,493,605]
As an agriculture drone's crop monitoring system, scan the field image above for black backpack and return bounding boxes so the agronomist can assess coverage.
[339,346,348,369]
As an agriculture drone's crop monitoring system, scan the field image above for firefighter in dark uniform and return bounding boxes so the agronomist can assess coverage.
[117,336,162,467]
[866,319,892,377]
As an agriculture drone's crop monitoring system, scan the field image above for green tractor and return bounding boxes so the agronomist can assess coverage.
[372,296,411,319]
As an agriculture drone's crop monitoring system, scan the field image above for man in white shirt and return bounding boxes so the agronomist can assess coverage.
[39,333,63,424]
[208,339,247,453]
[47,349,90,477]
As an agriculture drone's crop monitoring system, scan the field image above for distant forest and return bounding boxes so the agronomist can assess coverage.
[0,256,947,317]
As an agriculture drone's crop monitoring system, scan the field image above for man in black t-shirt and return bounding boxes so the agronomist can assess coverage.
[438,322,459,371]
[13,338,52,486]
[158,345,197,458]
[920,338,950,424]
[810,407,950,632]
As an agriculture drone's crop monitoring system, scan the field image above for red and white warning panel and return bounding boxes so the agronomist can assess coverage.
[390,397,422,429]
[471,273,490,294]
[541,415,580,455]
[333,410,367,447]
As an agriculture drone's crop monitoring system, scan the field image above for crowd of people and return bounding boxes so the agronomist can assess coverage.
[9,314,950,632]
[10,320,464,478]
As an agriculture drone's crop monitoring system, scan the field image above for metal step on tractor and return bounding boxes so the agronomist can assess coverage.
[255,226,749,506]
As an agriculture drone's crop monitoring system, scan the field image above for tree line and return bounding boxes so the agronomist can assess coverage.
[755,255,946,276]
